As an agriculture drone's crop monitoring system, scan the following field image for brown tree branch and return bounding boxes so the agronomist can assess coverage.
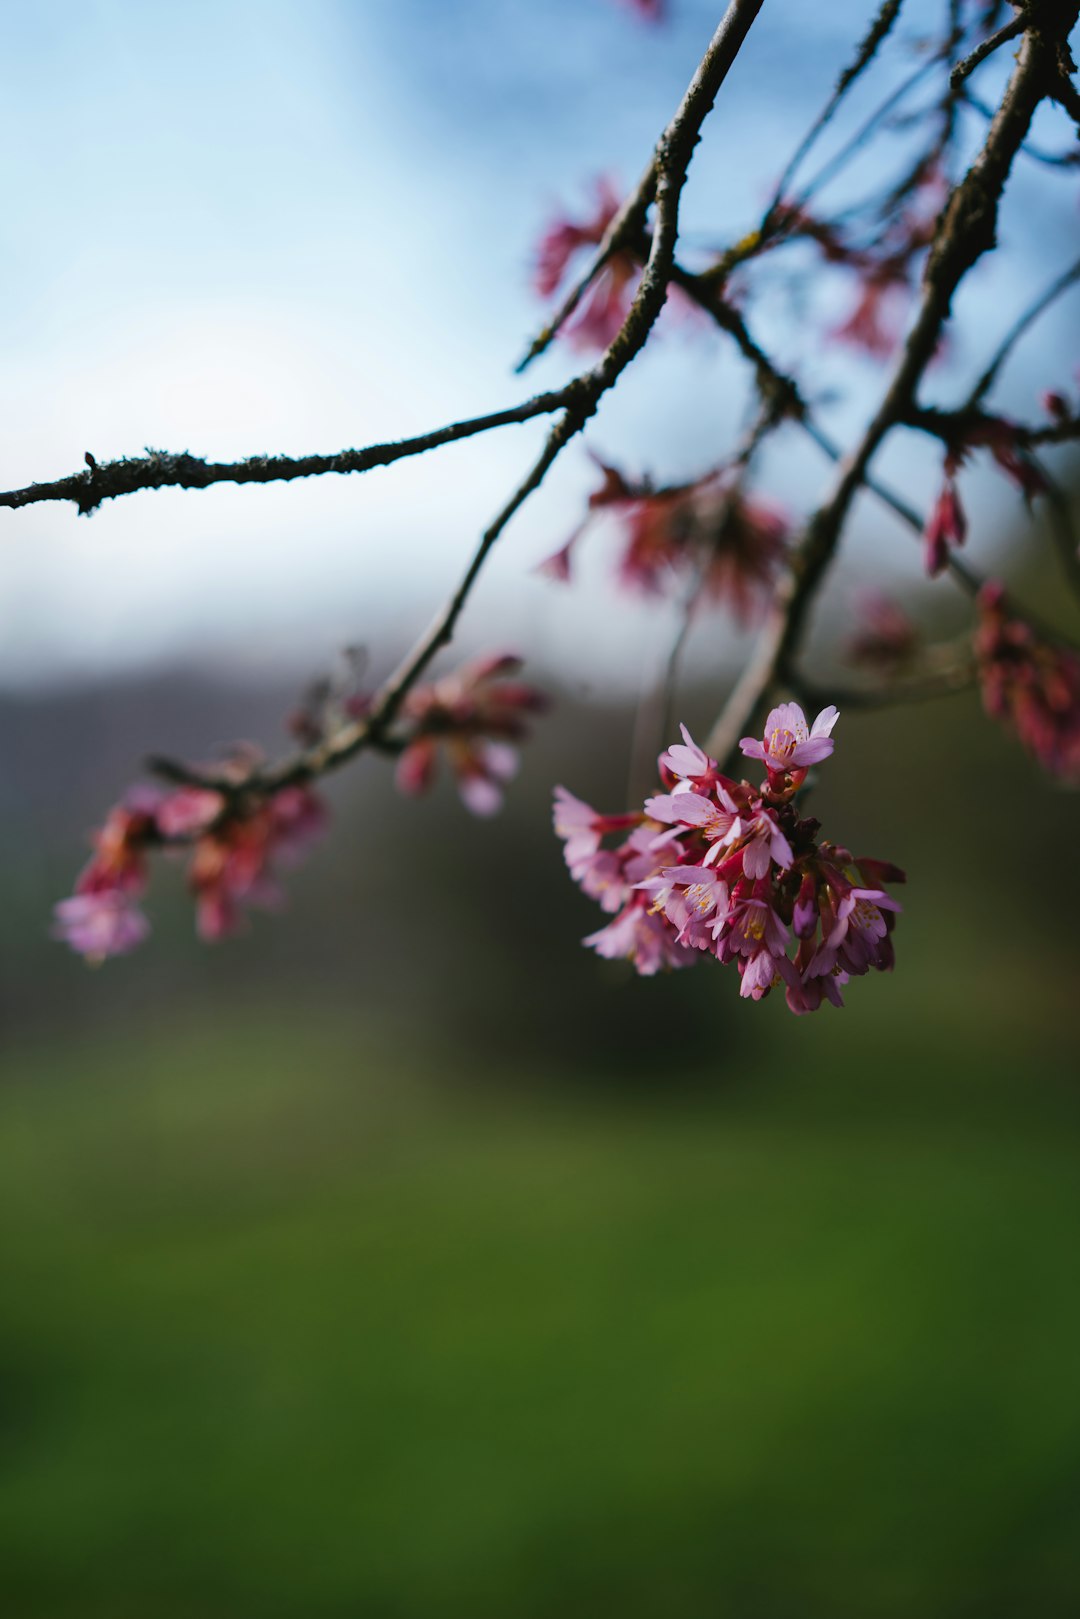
[949,13,1024,88]
[703,0,1080,766]
[0,391,582,517]
[146,0,767,801]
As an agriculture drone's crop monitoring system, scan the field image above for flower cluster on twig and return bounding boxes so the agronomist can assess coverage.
[555,703,903,1014]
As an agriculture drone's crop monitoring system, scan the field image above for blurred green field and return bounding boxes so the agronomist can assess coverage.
[1,1005,1078,1618]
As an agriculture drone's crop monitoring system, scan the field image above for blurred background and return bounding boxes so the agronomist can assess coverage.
[2,2,1079,1615]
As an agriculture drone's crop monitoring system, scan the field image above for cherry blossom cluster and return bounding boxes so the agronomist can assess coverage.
[53,775,327,963]
[394,653,548,816]
[554,702,903,1014]
[540,454,789,621]
[54,652,547,962]
[974,582,1080,782]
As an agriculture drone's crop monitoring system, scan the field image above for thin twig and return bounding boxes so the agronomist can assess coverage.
[969,251,1080,405]
[949,13,1024,88]
[761,0,906,229]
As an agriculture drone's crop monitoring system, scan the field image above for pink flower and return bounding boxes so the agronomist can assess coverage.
[830,275,906,359]
[643,786,741,856]
[188,786,327,941]
[556,717,902,1014]
[638,864,730,949]
[265,785,328,865]
[52,891,150,963]
[923,474,967,577]
[974,582,1080,781]
[847,588,918,670]
[785,963,849,1015]
[962,417,1047,503]
[615,0,666,21]
[716,881,790,961]
[539,458,789,620]
[584,906,695,976]
[739,701,839,773]
[532,177,640,352]
[659,724,715,785]
[807,887,901,979]
[76,796,158,897]
[1042,390,1070,421]
[155,787,224,839]
[735,806,794,879]
[552,788,651,914]
[397,653,547,816]
[54,789,163,961]
[553,786,603,875]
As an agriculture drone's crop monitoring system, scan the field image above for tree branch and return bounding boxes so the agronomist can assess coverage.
[0,390,580,516]
[147,0,767,799]
[703,0,1080,766]
[949,13,1024,88]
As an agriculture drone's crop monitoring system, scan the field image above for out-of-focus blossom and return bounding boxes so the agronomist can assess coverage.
[584,906,693,976]
[831,273,909,359]
[53,788,161,961]
[74,790,160,898]
[396,653,547,817]
[974,581,1080,781]
[923,473,967,577]
[556,705,904,1014]
[771,167,943,360]
[540,455,789,620]
[187,785,327,941]
[615,0,666,22]
[959,416,1047,504]
[52,891,150,963]
[154,787,224,839]
[532,177,640,352]
[923,413,1050,579]
[55,772,327,961]
[847,588,919,670]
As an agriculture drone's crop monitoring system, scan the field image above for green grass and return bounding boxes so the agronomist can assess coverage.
[1,1010,1079,1617]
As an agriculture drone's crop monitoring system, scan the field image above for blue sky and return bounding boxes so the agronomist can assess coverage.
[0,0,1076,690]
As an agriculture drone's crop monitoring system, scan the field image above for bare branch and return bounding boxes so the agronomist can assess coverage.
[949,13,1024,88]
[0,390,578,516]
